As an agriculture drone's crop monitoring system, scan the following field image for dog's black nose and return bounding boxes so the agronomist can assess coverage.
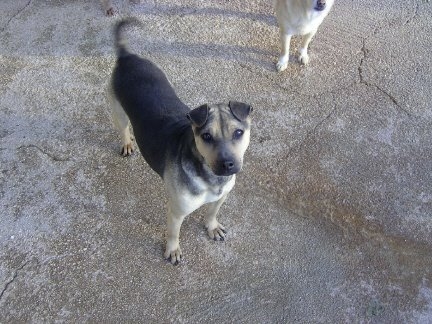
[214,159,239,176]
[223,161,235,171]
[314,0,326,11]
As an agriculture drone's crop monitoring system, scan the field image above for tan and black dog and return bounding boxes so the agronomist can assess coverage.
[275,0,334,71]
[108,19,252,264]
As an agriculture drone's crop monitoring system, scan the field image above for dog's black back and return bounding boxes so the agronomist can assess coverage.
[113,52,191,176]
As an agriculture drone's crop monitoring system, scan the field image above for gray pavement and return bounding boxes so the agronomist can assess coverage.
[1,0,432,322]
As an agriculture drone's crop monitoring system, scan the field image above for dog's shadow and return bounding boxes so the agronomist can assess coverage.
[128,4,279,72]
[138,40,276,72]
[133,3,277,26]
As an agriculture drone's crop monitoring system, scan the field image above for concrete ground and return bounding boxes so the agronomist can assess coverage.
[1,0,431,322]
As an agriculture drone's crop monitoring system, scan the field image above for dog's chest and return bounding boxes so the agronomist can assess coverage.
[191,175,235,203]
[277,0,333,35]
[168,175,236,216]
[288,12,325,34]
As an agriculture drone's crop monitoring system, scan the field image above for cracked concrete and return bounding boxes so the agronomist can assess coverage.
[18,144,70,162]
[0,0,32,33]
[358,36,411,117]
[1,0,431,322]
[0,261,29,301]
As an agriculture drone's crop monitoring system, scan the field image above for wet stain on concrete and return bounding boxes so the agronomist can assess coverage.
[248,126,432,320]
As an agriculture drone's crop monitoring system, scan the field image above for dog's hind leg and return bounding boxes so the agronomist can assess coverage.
[205,194,228,241]
[299,29,318,65]
[276,31,292,72]
[108,90,134,156]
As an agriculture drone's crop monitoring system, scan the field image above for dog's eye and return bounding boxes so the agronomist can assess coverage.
[233,129,244,139]
[201,133,213,142]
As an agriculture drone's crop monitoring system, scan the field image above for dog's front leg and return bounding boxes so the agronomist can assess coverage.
[205,194,228,241]
[299,30,318,65]
[164,205,186,265]
[276,32,292,72]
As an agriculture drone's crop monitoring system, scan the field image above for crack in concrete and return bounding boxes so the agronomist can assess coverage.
[0,261,30,301]
[355,1,425,117]
[372,0,420,37]
[18,144,70,162]
[358,38,412,117]
[276,92,338,165]
[0,0,32,33]
[404,1,421,26]
[358,38,368,82]
[40,253,76,264]
[311,93,338,131]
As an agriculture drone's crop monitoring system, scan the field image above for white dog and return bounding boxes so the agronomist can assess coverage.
[275,0,334,71]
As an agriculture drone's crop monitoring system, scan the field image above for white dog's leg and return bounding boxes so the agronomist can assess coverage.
[299,30,318,65]
[109,90,134,156]
[164,205,187,265]
[205,194,228,241]
[276,32,292,72]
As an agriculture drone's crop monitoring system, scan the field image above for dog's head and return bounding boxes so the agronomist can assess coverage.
[187,101,252,176]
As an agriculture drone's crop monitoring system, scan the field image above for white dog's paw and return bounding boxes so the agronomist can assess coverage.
[164,245,182,265]
[299,54,310,65]
[121,142,134,156]
[299,50,310,65]
[276,57,288,72]
[207,222,227,241]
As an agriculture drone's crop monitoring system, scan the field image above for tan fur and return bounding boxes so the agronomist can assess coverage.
[109,97,251,265]
[108,20,252,265]
[107,85,134,155]
[194,107,251,173]
[162,104,251,264]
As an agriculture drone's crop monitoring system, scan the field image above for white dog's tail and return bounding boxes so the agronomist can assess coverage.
[114,18,141,57]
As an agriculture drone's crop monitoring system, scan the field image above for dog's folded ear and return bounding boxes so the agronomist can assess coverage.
[187,104,209,127]
[229,101,253,121]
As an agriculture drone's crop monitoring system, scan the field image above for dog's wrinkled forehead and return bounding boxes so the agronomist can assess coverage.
[187,102,252,134]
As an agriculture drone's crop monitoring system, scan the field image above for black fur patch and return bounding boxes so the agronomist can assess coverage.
[229,101,253,121]
[187,104,209,127]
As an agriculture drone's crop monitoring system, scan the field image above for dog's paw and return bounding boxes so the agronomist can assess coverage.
[207,223,227,241]
[299,53,310,65]
[276,57,288,72]
[121,143,134,157]
[105,7,115,16]
[164,246,182,265]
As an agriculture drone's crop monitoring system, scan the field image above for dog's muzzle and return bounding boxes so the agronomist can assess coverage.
[213,159,240,176]
[314,0,326,11]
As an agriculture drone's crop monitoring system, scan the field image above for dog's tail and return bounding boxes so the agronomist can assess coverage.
[114,18,141,57]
